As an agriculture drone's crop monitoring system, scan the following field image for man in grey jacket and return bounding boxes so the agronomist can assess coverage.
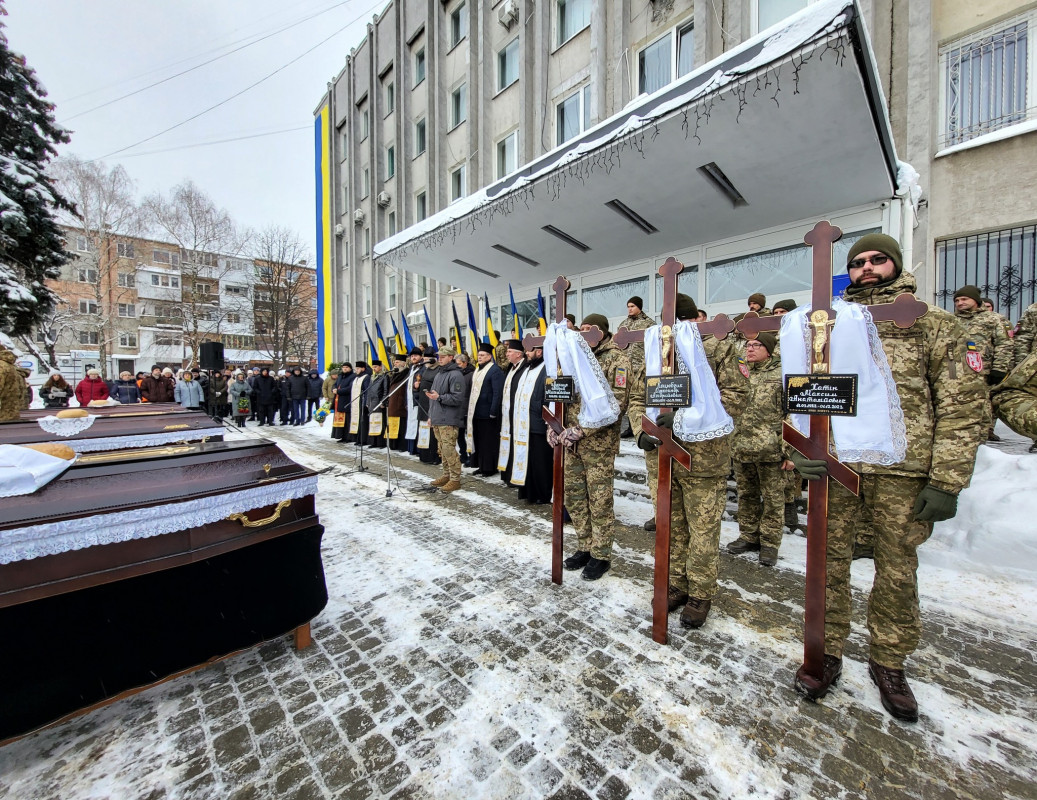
[425,346,467,492]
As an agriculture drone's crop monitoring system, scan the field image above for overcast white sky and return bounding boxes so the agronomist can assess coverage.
[5,0,386,255]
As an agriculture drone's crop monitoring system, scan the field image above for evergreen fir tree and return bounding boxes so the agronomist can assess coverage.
[0,3,74,337]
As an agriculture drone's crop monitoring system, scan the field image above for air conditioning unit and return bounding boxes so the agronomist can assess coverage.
[376,191,391,208]
[498,0,519,28]
[59,357,73,367]
[335,223,345,237]
[353,208,365,224]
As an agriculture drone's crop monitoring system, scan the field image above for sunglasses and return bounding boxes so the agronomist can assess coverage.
[847,254,890,270]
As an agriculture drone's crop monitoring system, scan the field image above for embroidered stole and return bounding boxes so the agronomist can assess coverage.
[497,366,520,471]
[349,377,364,434]
[405,366,420,439]
[466,362,492,452]
[510,362,545,486]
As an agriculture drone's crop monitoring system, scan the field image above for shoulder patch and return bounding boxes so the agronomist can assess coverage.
[738,357,750,379]
[614,367,627,388]
[965,341,983,373]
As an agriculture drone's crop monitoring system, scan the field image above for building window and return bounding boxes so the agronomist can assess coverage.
[388,211,397,236]
[362,168,370,199]
[75,236,92,252]
[364,284,372,316]
[117,303,136,317]
[340,130,349,155]
[557,0,591,46]
[937,224,1037,320]
[119,332,137,348]
[556,84,591,145]
[78,299,98,315]
[637,22,695,96]
[360,106,370,141]
[224,284,245,295]
[416,274,428,301]
[77,268,98,283]
[387,274,397,309]
[451,83,467,128]
[386,145,396,179]
[416,191,427,221]
[117,241,135,258]
[497,131,518,178]
[414,47,426,86]
[227,312,241,324]
[940,12,1034,148]
[753,0,821,33]
[78,330,99,345]
[450,164,467,202]
[498,38,519,91]
[450,2,467,48]
[117,272,135,288]
[385,80,395,116]
[364,227,371,257]
[415,118,427,155]
[152,248,179,266]
[149,273,180,288]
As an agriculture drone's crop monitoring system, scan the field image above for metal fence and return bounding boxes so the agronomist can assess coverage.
[937,224,1037,323]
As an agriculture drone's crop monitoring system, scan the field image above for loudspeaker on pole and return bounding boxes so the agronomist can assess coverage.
[199,341,225,371]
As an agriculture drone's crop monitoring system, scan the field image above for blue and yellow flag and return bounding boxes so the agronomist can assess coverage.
[509,284,521,339]
[363,320,378,364]
[483,293,499,346]
[466,293,481,355]
[373,320,391,366]
[536,288,548,335]
[451,300,465,353]
[423,304,438,352]
[401,312,417,352]
[390,315,404,355]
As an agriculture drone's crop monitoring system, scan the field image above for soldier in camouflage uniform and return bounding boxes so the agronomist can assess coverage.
[628,294,749,628]
[726,331,793,566]
[992,352,1037,439]
[1012,301,1037,452]
[791,234,987,723]
[1,347,28,421]
[560,314,630,581]
[954,285,1012,441]
[617,296,658,529]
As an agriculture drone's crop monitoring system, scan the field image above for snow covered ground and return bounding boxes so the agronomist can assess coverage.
[0,416,1034,799]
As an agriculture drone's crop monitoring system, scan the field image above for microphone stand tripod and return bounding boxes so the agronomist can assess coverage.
[367,373,416,499]
[341,373,376,476]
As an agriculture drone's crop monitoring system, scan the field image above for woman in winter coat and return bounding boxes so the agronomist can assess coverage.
[228,372,252,427]
[330,364,354,441]
[140,367,176,403]
[74,369,110,405]
[287,367,309,426]
[174,372,205,410]
[40,372,71,408]
[306,369,324,421]
[252,368,278,426]
[111,371,142,403]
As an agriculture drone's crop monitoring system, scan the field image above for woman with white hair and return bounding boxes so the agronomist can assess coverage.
[74,368,109,406]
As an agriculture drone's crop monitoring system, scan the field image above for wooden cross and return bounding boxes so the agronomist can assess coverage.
[613,257,737,644]
[734,221,927,681]
[522,275,604,586]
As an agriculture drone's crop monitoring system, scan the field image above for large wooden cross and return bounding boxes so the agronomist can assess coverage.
[613,257,738,644]
[521,276,603,585]
[735,221,926,680]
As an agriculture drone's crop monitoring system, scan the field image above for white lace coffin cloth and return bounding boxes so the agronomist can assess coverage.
[779,299,907,465]
[643,322,733,442]
[0,444,77,498]
[542,321,620,430]
[37,414,97,437]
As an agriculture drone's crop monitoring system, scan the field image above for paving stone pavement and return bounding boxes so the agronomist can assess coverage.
[1,429,1034,800]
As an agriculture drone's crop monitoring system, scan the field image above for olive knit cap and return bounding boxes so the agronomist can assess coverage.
[581,313,610,334]
[846,233,903,276]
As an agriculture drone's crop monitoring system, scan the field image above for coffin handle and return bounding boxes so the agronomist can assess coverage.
[227,499,292,527]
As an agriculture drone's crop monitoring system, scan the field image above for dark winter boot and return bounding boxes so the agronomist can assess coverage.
[868,660,918,722]
[679,597,711,629]
[563,550,591,571]
[794,654,843,701]
[581,557,611,581]
[726,537,761,555]
[666,586,689,613]
[784,502,799,531]
[758,546,778,567]
[644,518,656,532]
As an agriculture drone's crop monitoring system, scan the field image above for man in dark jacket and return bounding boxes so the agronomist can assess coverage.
[466,343,504,477]
[246,366,261,420]
[415,349,440,464]
[305,369,324,421]
[209,371,229,419]
[365,360,390,448]
[426,347,467,492]
[331,364,354,441]
[287,367,309,426]
[346,362,371,443]
[111,371,142,403]
[455,353,475,466]
[140,365,175,403]
[253,367,278,426]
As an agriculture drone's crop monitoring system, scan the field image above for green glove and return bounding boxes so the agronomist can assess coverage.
[656,411,675,430]
[789,450,828,481]
[912,484,958,522]
[637,432,660,451]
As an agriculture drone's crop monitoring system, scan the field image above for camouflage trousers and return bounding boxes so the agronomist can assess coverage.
[646,446,659,512]
[669,470,727,600]
[433,425,462,481]
[784,470,801,504]
[733,461,785,549]
[565,422,620,560]
[826,475,931,668]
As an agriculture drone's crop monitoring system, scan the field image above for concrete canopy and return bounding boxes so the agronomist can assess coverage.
[373,0,898,296]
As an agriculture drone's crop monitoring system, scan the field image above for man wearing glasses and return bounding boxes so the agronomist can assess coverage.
[790,233,986,722]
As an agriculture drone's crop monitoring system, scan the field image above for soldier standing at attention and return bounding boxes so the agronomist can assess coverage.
[555,314,629,582]
[726,331,792,566]
[789,234,987,722]
[629,294,749,627]
[953,284,1011,441]
[1012,300,1037,452]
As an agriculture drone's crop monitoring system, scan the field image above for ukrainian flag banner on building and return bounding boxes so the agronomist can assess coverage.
[314,103,333,369]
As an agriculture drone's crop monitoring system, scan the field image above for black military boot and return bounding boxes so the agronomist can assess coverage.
[581,557,611,581]
[679,597,711,629]
[794,654,843,701]
[869,660,918,722]
[644,518,656,532]
[563,550,591,571]
[726,537,760,555]
[784,502,799,531]
[758,546,778,567]
[666,586,689,613]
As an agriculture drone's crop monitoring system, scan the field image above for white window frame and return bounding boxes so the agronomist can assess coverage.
[117,241,135,258]
[387,274,398,310]
[78,299,98,315]
[360,106,370,141]
[450,2,468,49]
[362,168,370,199]
[416,274,428,302]
[117,303,136,318]
[364,284,372,316]
[117,272,135,288]
[636,21,695,97]
[364,227,371,257]
[556,84,591,146]
[450,82,467,129]
[416,190,427,222]
[752,0,817,34]
[385,79,395,116]
[388,210,397,237]
[415,118,427,156]
[226,312,241,324]
[386,144,396,179]
[119,332,138,348]
[496,130,519,179]
[79,330,99,345]
[414,47,426,86]
[450,163,467,203]
[77,267,98,283]
[557,0,591,48]
[498,37,520,93]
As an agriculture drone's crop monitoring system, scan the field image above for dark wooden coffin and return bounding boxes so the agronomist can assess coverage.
[18,402,191,420]
[1,406,223,452]
[0,439,327,742]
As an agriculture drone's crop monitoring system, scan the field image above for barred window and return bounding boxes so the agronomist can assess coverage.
[937,225,1037,321]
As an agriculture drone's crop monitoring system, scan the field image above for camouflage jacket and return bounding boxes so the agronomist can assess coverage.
[627,333,749,478]
[954,308,1012,378]
[0,348,26,422]
[991,352,1037,440]
[617,311,656,373]
[1014,302,1037,364]
[564,334,630,437]
[730,354,785,462]
[843,273,987,492]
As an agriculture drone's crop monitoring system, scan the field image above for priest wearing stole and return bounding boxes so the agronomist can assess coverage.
[497,340,528,485]
[346,361,371,444]
[466,343,505,477]
[365,360,389,448]
[629,294,748,628]
[386,352,411,451]
[404,348,424,455]
[510,343,552,505]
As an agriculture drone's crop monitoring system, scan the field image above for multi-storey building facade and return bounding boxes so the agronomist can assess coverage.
[314,0,1037,365]
[32,228,318,378]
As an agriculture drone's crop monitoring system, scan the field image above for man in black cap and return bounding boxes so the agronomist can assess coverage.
[404,347,425,454]
[415,348,441,464]
[497,339,528,484]
[386,352,412,451]
[772,299,797,316]
[346,361,371,444]
[466,342,504,477]
[365,360,389,447]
